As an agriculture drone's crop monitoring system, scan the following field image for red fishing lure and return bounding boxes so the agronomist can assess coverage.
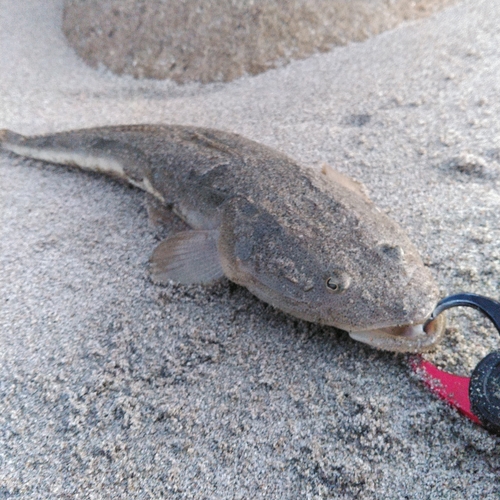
[411,294,500,434]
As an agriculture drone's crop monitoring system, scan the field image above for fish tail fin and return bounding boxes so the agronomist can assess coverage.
[0,129,26,149]
[0,129,165,201]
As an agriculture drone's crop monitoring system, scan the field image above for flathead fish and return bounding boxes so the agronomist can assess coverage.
[0,125,444,352]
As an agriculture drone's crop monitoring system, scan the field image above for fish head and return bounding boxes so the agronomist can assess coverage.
[218,196,443,352]
[320,240,445,353]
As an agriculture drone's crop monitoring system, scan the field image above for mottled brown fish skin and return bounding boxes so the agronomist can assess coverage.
[0,125,442,352]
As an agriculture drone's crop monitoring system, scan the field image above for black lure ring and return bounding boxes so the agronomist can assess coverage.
[425,293,500,433]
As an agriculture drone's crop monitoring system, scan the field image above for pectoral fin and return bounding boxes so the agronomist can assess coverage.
[149,230,224,285]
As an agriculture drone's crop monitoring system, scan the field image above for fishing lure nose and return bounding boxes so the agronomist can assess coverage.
[412,293,500,434]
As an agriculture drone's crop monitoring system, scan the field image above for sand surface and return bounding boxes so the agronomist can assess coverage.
[1,0,499,498]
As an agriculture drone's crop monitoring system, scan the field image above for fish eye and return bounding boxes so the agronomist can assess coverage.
[325,273,350,293]
[326,278,340,291]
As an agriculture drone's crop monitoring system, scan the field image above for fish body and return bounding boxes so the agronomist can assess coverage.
[0,125,443,352]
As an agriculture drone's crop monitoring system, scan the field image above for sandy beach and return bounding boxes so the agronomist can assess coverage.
[0,0,499,497]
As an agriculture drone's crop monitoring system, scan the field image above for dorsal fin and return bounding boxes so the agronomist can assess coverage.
[321,163,372,203]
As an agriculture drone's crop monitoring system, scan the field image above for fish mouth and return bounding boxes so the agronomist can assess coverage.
[348,313,446,353]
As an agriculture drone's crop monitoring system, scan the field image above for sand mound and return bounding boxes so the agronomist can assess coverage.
[63,0,456,83]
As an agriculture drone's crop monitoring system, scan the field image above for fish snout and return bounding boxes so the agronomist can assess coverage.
[348,312,446,353]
